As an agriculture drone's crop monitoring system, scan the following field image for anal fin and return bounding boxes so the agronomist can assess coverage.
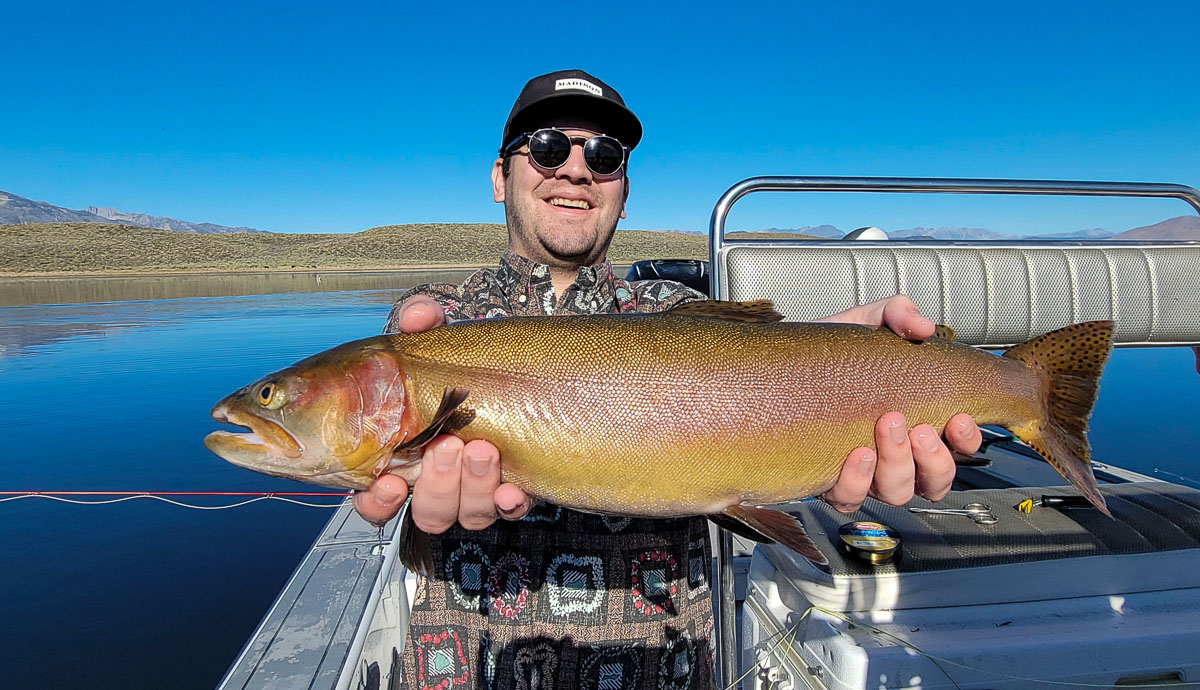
[710,505,828,566]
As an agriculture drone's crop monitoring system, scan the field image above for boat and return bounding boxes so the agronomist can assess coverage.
[218,176,1200,689]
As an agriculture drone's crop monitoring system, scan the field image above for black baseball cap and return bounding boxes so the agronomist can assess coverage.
[499,69,643,154]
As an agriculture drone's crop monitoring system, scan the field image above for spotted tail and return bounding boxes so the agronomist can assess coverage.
[1003,320,1115,516]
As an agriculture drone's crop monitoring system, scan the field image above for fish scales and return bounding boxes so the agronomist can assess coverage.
[393,313,1040,515]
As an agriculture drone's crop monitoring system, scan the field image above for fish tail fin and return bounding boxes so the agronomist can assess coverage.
[1003,320,1114,516]
[398,501,433,576]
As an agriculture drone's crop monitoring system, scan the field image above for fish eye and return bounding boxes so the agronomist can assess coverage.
[256,382,285,409]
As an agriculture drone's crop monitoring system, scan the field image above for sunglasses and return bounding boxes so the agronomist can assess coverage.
[502,128,628,176]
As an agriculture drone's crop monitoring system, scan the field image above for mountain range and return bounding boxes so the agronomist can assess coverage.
[743,217,1199,240]
[3,188,1199,239]
[0,190,264,233]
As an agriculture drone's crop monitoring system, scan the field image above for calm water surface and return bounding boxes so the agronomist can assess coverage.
[1,272,1198,688]
[0,272,466,689]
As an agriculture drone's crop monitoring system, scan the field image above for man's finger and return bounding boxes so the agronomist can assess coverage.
[458,440,501,530]
[821,447,877,513]
[352,473,410,527]
[410,435,464,534]
[398,296,447,334]
[880,295,933,340]
[870,412,917,506]
[495,483,533,520]
[910,424,956,502]
[943,413,982,455]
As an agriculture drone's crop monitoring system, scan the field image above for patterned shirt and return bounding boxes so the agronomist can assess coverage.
[386,250,716,690]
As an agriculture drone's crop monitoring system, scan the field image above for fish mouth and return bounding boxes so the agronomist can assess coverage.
[207,401,303,465]
[204,429,292,473]
[205,398,379,491]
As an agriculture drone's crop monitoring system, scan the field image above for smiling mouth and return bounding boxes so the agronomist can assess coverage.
[548,197,592,210]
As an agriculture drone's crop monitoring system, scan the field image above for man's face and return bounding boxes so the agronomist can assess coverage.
[491,128,629,269]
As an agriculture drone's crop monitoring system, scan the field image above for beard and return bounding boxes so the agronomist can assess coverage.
[505,181,622,267]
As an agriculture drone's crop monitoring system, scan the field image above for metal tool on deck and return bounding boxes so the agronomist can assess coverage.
[909,503,999,524]
[1016,495,1098,513]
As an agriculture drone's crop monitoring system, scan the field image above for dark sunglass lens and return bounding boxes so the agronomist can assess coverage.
[528,130,571,169]
[584,136,624,175]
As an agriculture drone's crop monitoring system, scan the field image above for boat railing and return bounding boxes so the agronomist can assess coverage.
[706,175,1200,689]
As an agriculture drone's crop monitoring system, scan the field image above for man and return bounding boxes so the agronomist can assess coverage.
[355,69,981,689]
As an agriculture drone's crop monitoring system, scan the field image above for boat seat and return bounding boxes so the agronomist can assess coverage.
[761,482,1200,612]
[719,243,1200,347]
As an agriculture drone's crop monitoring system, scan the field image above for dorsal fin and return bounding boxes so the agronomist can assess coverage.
[394,387,470,453]
[933,324,957,341]
[668,299,784,323]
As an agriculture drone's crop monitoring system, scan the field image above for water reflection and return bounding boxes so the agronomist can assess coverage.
[0,269,474,307]
[0,270,471,360]
[0,321,141,359]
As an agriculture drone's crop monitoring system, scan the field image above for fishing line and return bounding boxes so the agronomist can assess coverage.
[722,607,808,690]
[1151,467,1200,489]
[0,491,349,509]
[8,492,1189,686]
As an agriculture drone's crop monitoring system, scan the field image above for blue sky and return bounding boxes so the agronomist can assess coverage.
[3,1,1198,236]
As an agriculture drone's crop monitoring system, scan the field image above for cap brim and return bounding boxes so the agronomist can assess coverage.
[508,95,642,150]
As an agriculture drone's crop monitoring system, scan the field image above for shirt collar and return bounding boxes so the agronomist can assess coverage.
[498,250,616,295]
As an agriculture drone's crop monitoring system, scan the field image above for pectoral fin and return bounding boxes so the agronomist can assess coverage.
[398,500,433,576]
[709,505,828,566]
[394,387,469,454]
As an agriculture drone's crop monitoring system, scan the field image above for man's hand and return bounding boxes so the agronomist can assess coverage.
[816,295,983,512]
[352,296,533,528]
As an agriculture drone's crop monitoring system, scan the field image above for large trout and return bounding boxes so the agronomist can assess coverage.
[205,300,1113,573]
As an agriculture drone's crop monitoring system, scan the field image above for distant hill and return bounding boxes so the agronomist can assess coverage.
[890,226,1008,240]
[85,206,263,234]
[749,225,842,239]
[0,222,708,274]
[733,222,1200,241]
[1024,228,1114,240]
[1116,216,1200,240]
[735,225,1105,240]
[0,190,265,233]
[0,191,111,224]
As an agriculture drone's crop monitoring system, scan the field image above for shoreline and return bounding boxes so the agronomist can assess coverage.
[0,264,497,280]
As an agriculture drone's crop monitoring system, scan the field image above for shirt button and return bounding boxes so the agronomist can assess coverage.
[518,295,527,303]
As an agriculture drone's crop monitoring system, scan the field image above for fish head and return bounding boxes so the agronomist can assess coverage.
[204,339,411,490]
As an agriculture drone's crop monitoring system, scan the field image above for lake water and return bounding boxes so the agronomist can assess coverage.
[0,271,468,689]
[1,272,1198,688]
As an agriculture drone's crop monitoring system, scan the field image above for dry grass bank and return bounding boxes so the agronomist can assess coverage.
[1,222,712,275]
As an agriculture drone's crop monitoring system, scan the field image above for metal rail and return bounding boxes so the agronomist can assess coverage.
[707,175,1200,690]
[707,176,1200,299]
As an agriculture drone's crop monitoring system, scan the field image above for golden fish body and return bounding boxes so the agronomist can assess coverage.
[397,312,1039,516]
[206,300,1112,570]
